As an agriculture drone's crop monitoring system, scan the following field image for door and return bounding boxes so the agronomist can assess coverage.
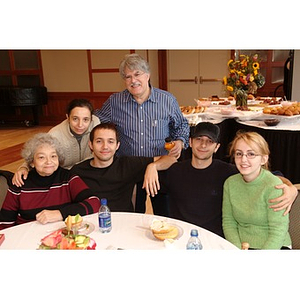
[167,50,231,106]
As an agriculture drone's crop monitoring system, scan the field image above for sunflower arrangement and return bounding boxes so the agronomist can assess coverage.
[223,54,265,109]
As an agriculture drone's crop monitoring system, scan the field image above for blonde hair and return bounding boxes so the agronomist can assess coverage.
[229,131,270,170]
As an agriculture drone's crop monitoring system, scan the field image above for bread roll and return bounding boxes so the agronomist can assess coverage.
[150,219,179,240]
[153,226,179,241]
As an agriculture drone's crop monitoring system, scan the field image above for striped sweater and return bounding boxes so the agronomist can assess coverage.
[0,167,100,229]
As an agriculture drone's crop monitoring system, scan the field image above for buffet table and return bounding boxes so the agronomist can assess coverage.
[181,108,300,184]
[0,212,237,250]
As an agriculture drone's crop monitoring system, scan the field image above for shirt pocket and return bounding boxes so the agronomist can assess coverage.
[148,118,169,140]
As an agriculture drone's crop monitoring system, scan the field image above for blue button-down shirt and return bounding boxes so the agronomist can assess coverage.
[94,87,190,157]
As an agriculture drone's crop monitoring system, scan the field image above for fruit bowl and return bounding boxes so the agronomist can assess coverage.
[38,229,97,250]
[264,118,280,126]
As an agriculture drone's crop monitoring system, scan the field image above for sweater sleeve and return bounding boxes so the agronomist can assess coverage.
[125,157,154,183]
[222,179,242,248]
[58,175,100,219]
[0,188,20,229]
[262,187,290,249]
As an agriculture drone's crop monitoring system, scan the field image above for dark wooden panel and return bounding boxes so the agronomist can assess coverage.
[0,91,112,126]
[41,91,112,125]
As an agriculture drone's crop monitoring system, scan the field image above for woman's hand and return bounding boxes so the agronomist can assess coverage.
[36,210,63,224]
[12,167,29,187]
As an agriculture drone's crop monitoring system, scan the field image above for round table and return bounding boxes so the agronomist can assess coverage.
[0,212,237,250]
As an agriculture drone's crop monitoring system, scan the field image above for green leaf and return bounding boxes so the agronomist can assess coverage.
[75,214,80,223]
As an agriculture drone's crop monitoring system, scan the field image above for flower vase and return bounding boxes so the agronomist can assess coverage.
[235,90,248,110]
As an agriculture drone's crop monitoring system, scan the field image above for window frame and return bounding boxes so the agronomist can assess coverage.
[0,50,44,87]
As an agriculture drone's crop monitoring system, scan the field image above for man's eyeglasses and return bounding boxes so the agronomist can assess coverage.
[124,71,145,81]
[234,151,260,159]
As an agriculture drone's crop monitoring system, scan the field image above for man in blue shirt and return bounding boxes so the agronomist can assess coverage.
[94,53,189,216]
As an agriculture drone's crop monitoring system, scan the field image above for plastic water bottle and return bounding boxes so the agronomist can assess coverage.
[186,229,203,250]
[98,198,112,233]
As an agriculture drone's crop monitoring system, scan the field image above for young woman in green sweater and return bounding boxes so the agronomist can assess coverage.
[222,131,291,249]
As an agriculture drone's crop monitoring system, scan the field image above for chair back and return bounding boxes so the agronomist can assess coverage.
[0,170,13,209]
[289,187,300,249]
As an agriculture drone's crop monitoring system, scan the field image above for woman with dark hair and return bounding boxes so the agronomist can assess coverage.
[13,98,100,186]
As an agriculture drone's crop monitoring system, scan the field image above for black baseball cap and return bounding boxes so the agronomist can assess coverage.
[190,122,220,143]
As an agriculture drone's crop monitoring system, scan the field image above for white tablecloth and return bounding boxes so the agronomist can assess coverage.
[0,212,237,250]
[183,103,300,129]
[236,118,300,131]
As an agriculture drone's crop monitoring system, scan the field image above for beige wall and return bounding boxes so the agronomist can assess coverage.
[40,50,159,93]
[41,50,90,92]
[167,50,230,105]
[146,50,159,87]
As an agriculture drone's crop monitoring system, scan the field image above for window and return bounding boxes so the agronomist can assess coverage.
[0,50,44,87]
[233,50,292,97]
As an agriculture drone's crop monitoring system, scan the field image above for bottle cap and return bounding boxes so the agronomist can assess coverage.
[165,137,172,143]
[190,229,198,237]
[101,198,107,205]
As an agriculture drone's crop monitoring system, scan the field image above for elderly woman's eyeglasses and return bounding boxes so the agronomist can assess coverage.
[234,151,260,159]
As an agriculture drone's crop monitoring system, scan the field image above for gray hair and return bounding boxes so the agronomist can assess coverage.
[119,53,150,79]
[21,133,65,168]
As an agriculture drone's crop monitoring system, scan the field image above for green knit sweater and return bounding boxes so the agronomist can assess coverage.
[222,168,291,249]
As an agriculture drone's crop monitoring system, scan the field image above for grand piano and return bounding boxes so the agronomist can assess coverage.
[0,86,47,126]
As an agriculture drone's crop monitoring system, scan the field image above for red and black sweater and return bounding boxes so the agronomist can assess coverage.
[0,167,100,230]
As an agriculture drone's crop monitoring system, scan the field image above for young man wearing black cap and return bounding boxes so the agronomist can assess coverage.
[156,122,297,238]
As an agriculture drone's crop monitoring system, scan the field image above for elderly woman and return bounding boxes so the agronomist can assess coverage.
[0,133,100,230]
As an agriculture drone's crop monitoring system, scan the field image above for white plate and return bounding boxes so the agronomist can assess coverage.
[183,112,206,118]
[146,224,184,241]
[210,101,234,106]
[61,221,95,235]
[206,109,263,121]
[238,111,264,121]
[248,100,264,105]
[260,113,300,120]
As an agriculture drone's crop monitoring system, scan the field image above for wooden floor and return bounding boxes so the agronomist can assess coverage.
[0,125,153,214]
[0,125,52,173]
